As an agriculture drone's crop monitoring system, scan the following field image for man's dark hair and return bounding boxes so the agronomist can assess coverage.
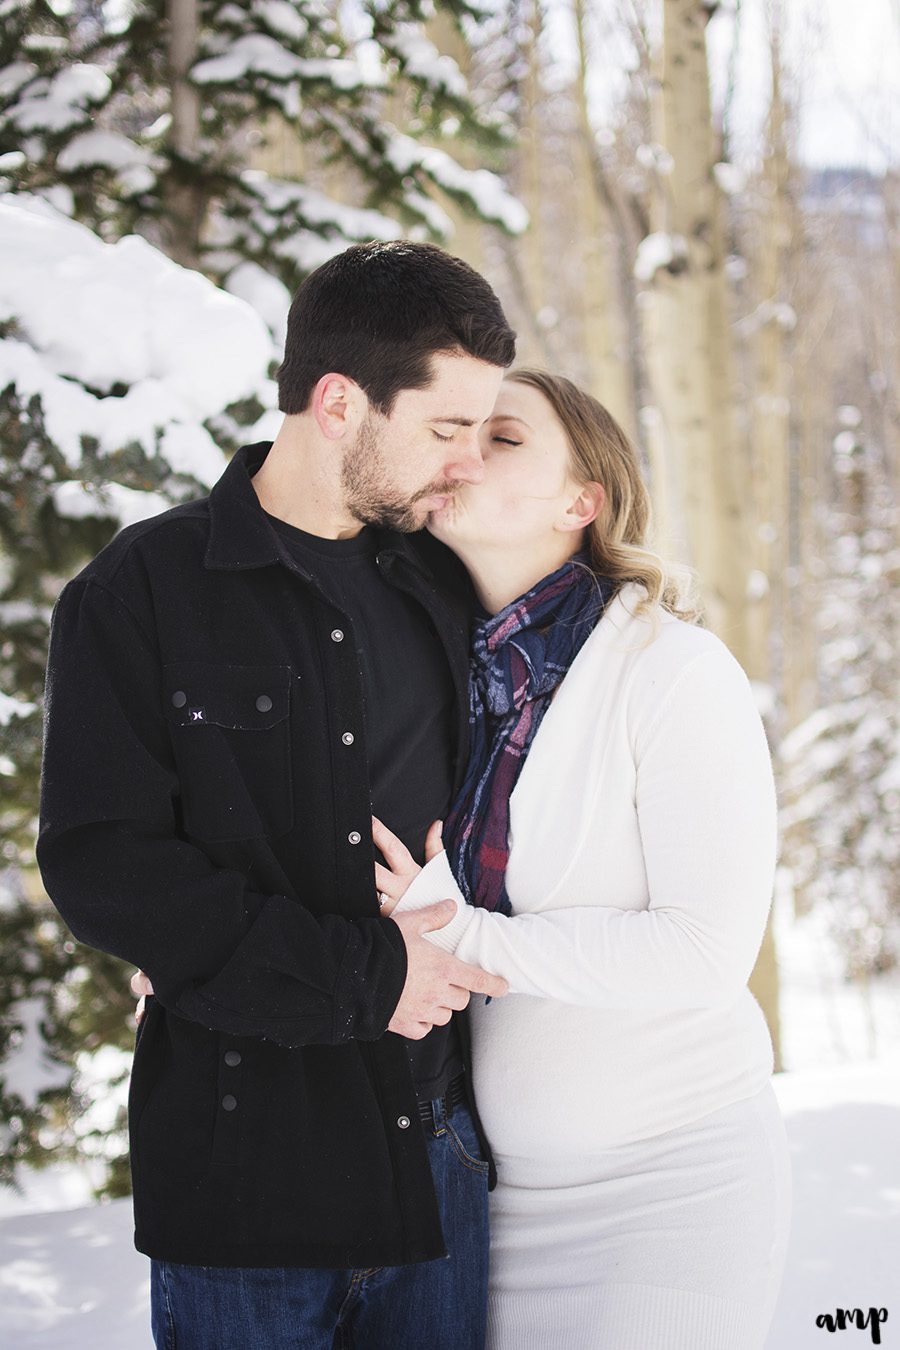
[276,240,516,415]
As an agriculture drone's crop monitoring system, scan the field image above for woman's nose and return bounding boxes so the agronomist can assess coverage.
[446,436,485,485]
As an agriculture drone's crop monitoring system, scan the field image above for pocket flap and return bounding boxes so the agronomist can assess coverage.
[163,663,291,730]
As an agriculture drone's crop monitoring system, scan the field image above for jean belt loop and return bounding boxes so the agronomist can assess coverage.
[431,1093,447,1132]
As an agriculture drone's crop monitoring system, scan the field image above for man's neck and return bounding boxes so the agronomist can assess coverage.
[252,417,364,541]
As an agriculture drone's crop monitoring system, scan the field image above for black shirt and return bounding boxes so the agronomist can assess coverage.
[264,512,464,1101]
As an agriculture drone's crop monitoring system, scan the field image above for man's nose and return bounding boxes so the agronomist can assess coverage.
[446,434,485,485]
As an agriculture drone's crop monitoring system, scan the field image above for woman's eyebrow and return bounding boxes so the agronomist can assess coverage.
[489,413,531,429]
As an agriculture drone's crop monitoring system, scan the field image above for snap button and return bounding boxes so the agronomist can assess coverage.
[224,1050,242,1067]
[330,629,344,643]
[171,690,187,708]
[341,731,354,745]
[255,694,273,713]
[397,1115,411,1130]
[348,831,361,845]
[222,1095,238,1111]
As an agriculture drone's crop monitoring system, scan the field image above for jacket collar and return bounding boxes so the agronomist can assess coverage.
[204,443,461,598]
[205,442,287,571]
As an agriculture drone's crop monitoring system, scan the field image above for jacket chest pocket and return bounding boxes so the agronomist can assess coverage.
[163,662,293,843]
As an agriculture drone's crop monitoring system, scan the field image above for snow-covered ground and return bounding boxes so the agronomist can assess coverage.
[1,886,898,1348]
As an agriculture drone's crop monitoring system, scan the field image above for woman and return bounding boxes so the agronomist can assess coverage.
[371,369,792,1350]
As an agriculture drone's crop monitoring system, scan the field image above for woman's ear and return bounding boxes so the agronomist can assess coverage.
[558,481,605,533]
[311,372,365,441]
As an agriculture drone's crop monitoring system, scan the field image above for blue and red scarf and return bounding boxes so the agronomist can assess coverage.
[444,556,618,915]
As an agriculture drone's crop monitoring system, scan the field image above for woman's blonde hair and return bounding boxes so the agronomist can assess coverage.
[506,368,703,626]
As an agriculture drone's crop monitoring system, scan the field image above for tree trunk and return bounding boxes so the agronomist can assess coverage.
[641,0,750,663]
[425,12,485,273]
[641,0,781,1064]
[571,0,634,432]
[163,0,205,268]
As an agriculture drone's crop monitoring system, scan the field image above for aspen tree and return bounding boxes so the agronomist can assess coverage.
[638,0,749,660]
[571,0,633,429]
[638,0,781,1061]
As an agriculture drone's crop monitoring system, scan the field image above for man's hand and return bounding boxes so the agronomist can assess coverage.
[387,901,508,1039]
[131,969,154,1023]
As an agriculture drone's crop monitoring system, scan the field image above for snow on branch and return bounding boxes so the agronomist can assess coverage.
[385,129,528,234]
[0,196,273,493]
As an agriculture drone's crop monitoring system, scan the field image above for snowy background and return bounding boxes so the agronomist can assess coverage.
[1,877,898,1349]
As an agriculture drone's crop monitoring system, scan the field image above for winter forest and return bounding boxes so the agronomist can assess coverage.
[0,0,898,1344]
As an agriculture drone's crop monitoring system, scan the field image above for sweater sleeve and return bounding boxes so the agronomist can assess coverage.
[395,647,778,1009]
[36,576,407,1047]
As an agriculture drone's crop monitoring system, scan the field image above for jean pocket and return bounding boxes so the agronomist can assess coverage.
[445,1110,490,1176]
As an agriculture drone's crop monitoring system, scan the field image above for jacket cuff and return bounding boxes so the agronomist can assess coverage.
[392,852,474,954]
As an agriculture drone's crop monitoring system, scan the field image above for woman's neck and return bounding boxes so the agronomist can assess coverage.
[457,536,584,615]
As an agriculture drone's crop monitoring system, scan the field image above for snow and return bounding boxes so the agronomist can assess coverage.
[385,130,529,235]
[633,231,688,282]
[8,64,110,134]
[635,142,674,175]
[255,0,309,42]
[389,25,468,99]
[0,1000,70,1103]
[225,261,291,347]
[191,36,366,91]
[2,880,898,1349]
[713,159,746,194]
[57,129,153,174]
[0,692,37,725]
[0,195,273,488]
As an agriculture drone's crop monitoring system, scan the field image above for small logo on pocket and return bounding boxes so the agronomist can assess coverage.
[189,708,206,722]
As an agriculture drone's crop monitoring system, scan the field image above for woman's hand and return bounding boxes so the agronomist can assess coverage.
[131,969,154,1023]
[372,815,445,916]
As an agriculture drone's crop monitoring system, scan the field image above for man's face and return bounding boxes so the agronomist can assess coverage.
[340,351,504,532]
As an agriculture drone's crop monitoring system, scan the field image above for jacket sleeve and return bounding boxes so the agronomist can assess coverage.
[36,575,407,1047]
[393,647,777,1009]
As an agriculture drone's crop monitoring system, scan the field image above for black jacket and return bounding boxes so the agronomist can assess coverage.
[36,442,490,1268]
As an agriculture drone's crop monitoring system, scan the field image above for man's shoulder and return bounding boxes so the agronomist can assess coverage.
[59,494,213,615]
[70,496,212,595]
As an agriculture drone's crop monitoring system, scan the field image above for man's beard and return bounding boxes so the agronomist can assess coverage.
[340,414,455,533]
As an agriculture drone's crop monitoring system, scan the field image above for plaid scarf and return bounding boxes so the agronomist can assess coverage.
[444,556,618,914]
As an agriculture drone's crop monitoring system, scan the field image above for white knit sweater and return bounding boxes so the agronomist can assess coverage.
[395,580,778,1152]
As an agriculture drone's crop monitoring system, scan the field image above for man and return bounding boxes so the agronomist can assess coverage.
[36,241,515,1349]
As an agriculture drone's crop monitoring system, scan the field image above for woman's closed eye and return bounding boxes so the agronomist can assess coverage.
[492,436,522,446]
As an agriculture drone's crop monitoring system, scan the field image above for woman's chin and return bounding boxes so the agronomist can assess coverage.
[425,499,459,539]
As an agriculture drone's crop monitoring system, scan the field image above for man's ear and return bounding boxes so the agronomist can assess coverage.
[311,373,365,441]
[558,480,605,533]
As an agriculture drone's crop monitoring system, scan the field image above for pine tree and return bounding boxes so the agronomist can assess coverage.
[780,410,900,980]
[0,195,275,1194]
[1,0,526,1194]
[1,0,525,288]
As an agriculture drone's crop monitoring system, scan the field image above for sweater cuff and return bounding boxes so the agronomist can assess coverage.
[391,852,475,954]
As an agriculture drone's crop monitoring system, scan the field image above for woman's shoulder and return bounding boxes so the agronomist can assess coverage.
[605,582,754,720]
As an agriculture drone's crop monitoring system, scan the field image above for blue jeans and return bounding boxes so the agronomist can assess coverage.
[150,1097,490,1349]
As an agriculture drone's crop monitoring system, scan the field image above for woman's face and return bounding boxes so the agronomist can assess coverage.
[426,378,586,553]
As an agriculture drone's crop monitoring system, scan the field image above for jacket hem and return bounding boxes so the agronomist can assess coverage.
[134,1230,449,1270]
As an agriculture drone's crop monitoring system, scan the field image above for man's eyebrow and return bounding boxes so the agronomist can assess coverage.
[429,415,478,426]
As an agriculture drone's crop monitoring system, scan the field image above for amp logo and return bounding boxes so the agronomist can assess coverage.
[816,1308,888,1344]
